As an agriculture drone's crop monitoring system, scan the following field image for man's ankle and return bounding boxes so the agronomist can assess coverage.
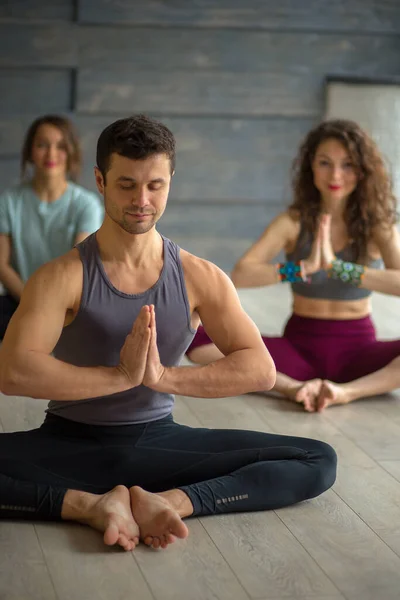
[157,489,194,518]
[61,489,97,521]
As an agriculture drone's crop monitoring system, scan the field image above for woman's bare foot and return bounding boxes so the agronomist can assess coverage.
[130,486,189,550]
[317,380,350,411]
[63,485,140,551]
[288,379,323,412]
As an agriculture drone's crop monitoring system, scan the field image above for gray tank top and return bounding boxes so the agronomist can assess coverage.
[47,233,196,425]
[286,226,382,300]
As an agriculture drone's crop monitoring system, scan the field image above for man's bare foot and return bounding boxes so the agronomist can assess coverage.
[288,379,323,412]
[130,486,189,550]
[317,380,350,411]
[64,485,140,551]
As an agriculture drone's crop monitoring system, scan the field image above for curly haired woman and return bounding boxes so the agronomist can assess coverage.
[187,119,400,412]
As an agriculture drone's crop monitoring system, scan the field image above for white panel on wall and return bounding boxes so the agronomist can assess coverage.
[325,80,400,200]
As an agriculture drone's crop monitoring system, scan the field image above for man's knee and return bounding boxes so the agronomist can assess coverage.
[312,441,337,496]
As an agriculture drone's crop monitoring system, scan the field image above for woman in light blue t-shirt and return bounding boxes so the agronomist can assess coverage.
[0,114,104,338]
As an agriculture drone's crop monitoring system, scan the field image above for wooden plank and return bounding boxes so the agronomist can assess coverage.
[76,115,315,202]
[0,113,76,156]
[0,116,33,155]
[0,24,77,67]
[133,519,248,600]
[159,203,273,240]
[0,157,20,188]
[379,461,400,483]
[361,394,400,425]
[77,0,400,34]
[184,395,274,432]
[79,27,400,78]
[257,597,345,600]
[0,0,74,21]
[160,236,258,273]
[36,522,154,600]
[0,69,72,114]
[325,403,400,461]
[0,394,47,432]
[0,522,57,600]
[244,394,378,469]
[77,69,322,117]
[334,464,400,557]
[173,396,203,427]
[277,490,400,600]
[201,512,339,598]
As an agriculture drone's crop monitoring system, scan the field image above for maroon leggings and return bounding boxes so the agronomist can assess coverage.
[187,314,400,383]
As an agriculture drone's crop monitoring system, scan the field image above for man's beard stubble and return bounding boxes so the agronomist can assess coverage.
[105,198,157,235]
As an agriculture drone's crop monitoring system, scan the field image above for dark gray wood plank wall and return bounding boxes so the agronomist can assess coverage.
[78,0,400,34]
[0,0,75,21]
[0,0,399,270]
[74,115,315,202]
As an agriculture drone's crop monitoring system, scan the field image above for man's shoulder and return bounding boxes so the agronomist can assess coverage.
[36,248,83,281]
[179,248,228,284]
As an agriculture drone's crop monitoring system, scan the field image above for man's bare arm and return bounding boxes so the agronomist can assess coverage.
[148,256,276,398]
[0,254,147,400]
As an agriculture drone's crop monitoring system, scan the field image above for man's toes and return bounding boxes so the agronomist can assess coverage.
[103,522,119,546]
[144,535,153,546]
[166,533,176,544]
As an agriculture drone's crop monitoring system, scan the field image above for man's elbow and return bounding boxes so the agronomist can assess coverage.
[260,363,276,391]
[0,358,22,396]
[254,354,276,392]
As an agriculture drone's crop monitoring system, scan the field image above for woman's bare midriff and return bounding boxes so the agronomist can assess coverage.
[292,293,371,321]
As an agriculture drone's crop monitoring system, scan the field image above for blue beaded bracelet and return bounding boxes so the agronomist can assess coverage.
[277,261,305,283]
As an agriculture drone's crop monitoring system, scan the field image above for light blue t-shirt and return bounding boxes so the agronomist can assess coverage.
[0,182,104,283]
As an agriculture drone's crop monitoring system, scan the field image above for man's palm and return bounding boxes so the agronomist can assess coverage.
[143,306,165,389]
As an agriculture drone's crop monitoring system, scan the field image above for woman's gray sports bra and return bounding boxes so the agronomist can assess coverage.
[286,226,382,301]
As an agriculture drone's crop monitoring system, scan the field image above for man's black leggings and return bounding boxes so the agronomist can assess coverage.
[0,413,337,520]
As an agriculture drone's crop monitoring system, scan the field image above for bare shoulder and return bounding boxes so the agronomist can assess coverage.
[281,208,301,233]
[262,209,300,237]
[369,222,400,266]
[180,249,230,287]
[180,249,233,309]
[21,248,83,311]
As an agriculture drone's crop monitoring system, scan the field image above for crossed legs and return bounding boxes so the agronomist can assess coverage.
[0,415,336,550]
[187,331,400,412]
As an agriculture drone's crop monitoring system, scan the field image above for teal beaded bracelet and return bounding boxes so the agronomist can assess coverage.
[277,261,305,283]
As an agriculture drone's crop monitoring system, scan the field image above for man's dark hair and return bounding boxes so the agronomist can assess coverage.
[96,115,176,181]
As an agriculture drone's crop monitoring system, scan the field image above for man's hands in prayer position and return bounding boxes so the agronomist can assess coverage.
[118,305,166,390]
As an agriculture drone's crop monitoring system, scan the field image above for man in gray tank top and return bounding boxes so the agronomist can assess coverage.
[0,116,336,551]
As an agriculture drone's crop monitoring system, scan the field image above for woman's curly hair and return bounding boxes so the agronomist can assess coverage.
[289,119,397,262]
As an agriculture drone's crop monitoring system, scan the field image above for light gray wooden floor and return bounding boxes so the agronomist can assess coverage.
[1,286,400,600]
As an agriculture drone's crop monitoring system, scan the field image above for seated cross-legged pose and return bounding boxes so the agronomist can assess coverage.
[0,114,103,339]
[187,119,400,412]
[0,115,336,552]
